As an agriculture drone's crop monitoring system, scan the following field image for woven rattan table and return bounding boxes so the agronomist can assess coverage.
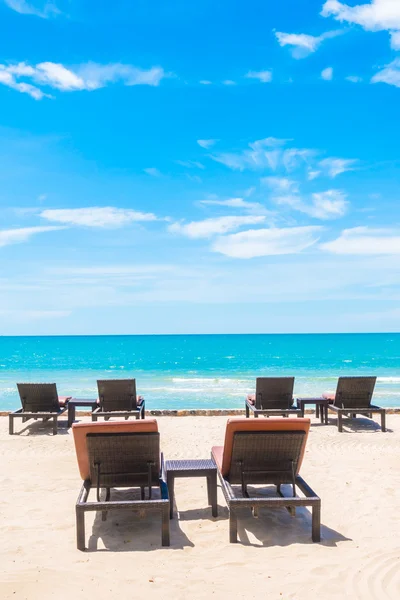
[296,397,330,424]
[165,459,218,519]
[68,399,98,427]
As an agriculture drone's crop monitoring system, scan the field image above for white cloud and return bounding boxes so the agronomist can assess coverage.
[212,226,322,258]
[40,207,157,228]
[199,80,212,85]
[319,157,358,177]
[175,160,205,169]
[0,226,65,247]
[308,169,321,180]
[0,61,166,99]
[321,67,334,80]
[390,30,400,48]
[245,70,272,83]
[3,0,59,18]
[197,139,218,149]
[199,197,271,214]
[261,176,299,192]
[321,1,400,31]
[223,80,236,85]
[274,190,348,220]
[321,227,400,254]
[275,29,344,58]
[168,215,266,239]
[144,167,162,177]
[211,138,312,172]
[372,58,400,87]
[0,68,51,99]
[346,75,363,82]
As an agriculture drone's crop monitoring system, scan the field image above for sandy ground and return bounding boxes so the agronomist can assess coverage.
[0,413,400,600]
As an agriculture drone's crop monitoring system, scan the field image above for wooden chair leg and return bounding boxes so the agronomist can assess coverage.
[9,415,14,435]
[161,504,170,546]
[76,508,86,551]
[381,411,386,432]
[312,502,321,542]
[338,412,343,433]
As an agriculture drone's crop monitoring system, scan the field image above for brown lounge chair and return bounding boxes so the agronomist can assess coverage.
[9,383,71,435]
[92,379,145,421]
[73,419,170,550]
[212,417,320,543]
[323,376,386,432]
[245,377,301,418]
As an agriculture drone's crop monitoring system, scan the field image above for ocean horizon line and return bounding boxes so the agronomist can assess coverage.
[1,331,400,338]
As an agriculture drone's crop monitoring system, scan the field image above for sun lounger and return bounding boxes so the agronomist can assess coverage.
[245,377,301,418]
[9,383,71,435]
[73,419,170,550]
[92,379,145,421]
[323,376,386,432]
[212,417,320,543]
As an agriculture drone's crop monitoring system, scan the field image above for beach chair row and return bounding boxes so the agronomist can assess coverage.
[9,375,386,435]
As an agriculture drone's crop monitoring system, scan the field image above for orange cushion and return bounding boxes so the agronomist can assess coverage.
[246,394,255,405]
[58,396,71,407]
[72,418,158,480]
[212,446,223,471]
[217,417,310,477]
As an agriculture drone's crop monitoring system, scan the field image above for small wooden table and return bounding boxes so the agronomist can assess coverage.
[165,459,218,519]
[296,397,330,424]
[68,398,98,427]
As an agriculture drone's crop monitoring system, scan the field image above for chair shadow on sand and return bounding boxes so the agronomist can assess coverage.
[326,415,392,434]
[11,418,70,436]
[214,482,350,549]
[86,487,194,552]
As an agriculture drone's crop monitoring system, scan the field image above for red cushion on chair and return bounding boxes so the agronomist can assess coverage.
[246,394,255,405]
[58,396,71,407]
[322,390,335,402]
[72,418,158,480]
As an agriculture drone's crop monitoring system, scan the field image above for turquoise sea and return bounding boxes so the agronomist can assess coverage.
[0,333,399,410]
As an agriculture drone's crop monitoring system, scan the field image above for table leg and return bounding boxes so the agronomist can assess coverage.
[324,405,328,425]
[167,473,174,519]
[68,404,75,428]
[207,473,218,517]
[316,404,320,419]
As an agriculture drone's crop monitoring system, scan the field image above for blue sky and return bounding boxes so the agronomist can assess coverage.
[1,0,400,335]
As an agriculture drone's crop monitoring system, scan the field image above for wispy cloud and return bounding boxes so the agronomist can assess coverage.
[144,167,162,177]
[0,225,65,247]
[168,215,266,239]
[321,67,334,80]
[199,80,212,85]
[175,160,205,169]
[0,61,166,99]
[274,190,348,220]
[197,139,218,149]
[3,0,60,18]
[372,58,400,88]
[199,197,273,215]
[275,29,344,59]
[211,138,313,172]
[346,75,363,83]
[40,207,158,228]
[321,227,400,255]
[245,70,272,83]
[212,226,323,258]
[319,157,358,177]
[222,80,236,85]
[390,30,400,49]
[261,176,299,192]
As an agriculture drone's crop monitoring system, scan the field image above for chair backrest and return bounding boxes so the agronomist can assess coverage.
[17,383,60,412]
[219,417,310,480]
[97,379,138,412]
[255,377,295,410]
[334,376,377,409]
[73,419,159,482]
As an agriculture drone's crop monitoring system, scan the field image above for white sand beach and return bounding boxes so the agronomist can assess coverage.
[1,413,400,600]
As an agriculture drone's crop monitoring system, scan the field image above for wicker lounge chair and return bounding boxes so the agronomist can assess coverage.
[323,376,386,432]
[9,383,71,435]
[92,379,145,421]
[212,417,320,543]
[245,377,301,418]
[73,419,170,550]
